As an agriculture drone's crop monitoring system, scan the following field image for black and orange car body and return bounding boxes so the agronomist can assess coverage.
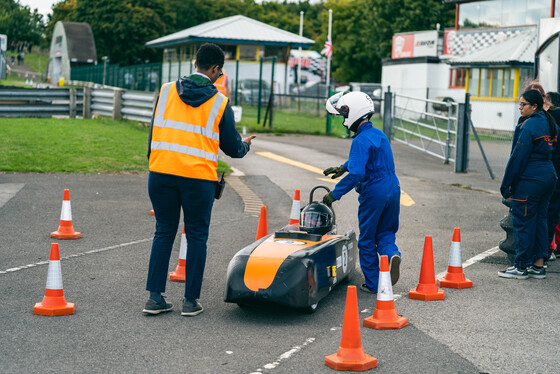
[224,226,357,312]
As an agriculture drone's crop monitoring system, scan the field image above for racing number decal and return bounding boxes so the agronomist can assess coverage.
[342,245,348,273]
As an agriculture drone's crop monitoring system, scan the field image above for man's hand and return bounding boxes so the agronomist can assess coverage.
[322,191,336,206]
[243,135,256,145]
[323,165,345,179]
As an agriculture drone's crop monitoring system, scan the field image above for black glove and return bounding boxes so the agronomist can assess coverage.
[323,165,346,179]
[323,191,336,206]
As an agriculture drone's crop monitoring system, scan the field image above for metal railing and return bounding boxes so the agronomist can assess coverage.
[0,87,83,117]
[392,93,458,164]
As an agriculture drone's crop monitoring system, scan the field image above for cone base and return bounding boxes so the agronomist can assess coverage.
[408,288,445,300]
[169,271,186,282]
[437,277,473,289]
[50,231,81,240]
[363,315,408,330]
[325,353,378,371]
[34,302,75,316]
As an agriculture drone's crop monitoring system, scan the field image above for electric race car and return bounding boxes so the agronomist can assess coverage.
[224,186,357,312]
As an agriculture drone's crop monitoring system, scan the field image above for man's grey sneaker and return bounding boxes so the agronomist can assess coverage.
[549,252,556,261]
[181,299,203,316]
[359,283,377,294]
[498,266,528,279]
[527,266,546,279]
[389,254,401,286]
[143,298,173,315]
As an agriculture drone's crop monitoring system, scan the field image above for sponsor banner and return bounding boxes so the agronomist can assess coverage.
[392,30,438,59]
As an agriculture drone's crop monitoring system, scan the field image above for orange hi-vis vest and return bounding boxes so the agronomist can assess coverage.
[214,74,228,95]
[149,81,228,181]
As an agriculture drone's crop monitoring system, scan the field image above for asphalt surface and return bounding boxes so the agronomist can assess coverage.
[1,134,559,373]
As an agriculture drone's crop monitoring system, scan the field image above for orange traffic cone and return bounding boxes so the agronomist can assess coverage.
[409,236,445,301]
[288,189,300,227]
[325,285,378,371]
[169,224,187,282]
[150,209,155,216]
[34,243,75,316]
[364,255,408,329]
[50,189,81,239]
[437,228,473,289]
[255,205,268,241]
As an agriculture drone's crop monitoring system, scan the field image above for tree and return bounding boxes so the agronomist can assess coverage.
[45,0,77,45]
[325,0,455,82]
[73,0,168,65]
[0,0,45,46]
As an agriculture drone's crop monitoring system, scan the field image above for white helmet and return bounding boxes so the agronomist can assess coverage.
[326,91,375,132]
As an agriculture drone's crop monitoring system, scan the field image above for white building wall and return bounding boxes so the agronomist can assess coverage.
[469,100,518,132]
[382,60,518,132]
[48,22,70,84]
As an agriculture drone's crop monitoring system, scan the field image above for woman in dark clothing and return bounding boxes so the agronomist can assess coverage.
[524,84,560,261]
[499,90,557,279]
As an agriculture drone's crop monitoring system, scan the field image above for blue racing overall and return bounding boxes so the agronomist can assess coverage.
[501,112,557,268]
[331,122,401,290]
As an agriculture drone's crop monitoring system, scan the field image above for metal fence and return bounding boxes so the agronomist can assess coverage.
[391,93,459,165]
[0,87,83,117]
[71,62,163,92]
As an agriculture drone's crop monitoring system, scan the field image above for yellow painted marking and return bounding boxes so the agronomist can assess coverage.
[256,151,415,206]
[400,189,415,207]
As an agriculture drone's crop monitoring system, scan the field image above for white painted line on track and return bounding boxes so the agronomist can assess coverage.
[0,238,153,275]
[250,337,315,373]
[436,246,500,279]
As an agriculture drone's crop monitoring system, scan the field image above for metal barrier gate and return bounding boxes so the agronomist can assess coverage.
[392,93,458,165]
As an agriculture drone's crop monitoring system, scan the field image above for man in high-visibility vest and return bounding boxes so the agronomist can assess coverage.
[214,70,230,100]
[144,43,256,317]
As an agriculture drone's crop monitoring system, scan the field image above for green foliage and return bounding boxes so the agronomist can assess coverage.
[45,0,77,45]
[3,0,455,82]
[327,0,455,83]
[0,0,45,45]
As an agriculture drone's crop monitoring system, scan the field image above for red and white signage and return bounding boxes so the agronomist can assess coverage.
[392,30,438,59]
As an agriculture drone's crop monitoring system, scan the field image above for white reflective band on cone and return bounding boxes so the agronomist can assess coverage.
[179,233,187,260]
[377,272,393,301]
[290,200,300,220]
[449,241,462,267]
[46,260,63,289]
[60,200,72,221]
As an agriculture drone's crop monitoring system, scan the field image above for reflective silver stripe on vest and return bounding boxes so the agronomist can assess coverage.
[153,83,224,142]
[151,141,219,163]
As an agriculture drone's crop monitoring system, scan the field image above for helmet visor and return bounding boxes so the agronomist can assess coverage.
[301,211,330,228]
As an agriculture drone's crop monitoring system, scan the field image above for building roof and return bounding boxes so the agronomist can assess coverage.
[61,22,97,62]
[146,15,315,49]
[448,28,537,67]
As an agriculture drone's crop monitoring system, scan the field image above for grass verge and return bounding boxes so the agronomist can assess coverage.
[0,117,230,174]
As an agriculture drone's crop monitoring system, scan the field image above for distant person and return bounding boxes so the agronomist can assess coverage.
[499,89,557,279]
[124,72,132,89]
[547,91,560,107]
[322,91,401,293]
[144,43,256,317]
[20,52,25,64]
[213,68,230,100]
[149,70,158,92]
[27,42,32,53]
[10,56,15,65]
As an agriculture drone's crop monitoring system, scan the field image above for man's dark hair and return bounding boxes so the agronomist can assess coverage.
[196,43,225,70]
[548,91,560,107]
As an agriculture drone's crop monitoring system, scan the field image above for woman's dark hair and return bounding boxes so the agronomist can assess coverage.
[522,90,557,138]
[195,43,225,70]
[547,91,560,107]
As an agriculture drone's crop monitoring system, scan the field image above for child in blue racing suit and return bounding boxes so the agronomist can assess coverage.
[323,91,401,294]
